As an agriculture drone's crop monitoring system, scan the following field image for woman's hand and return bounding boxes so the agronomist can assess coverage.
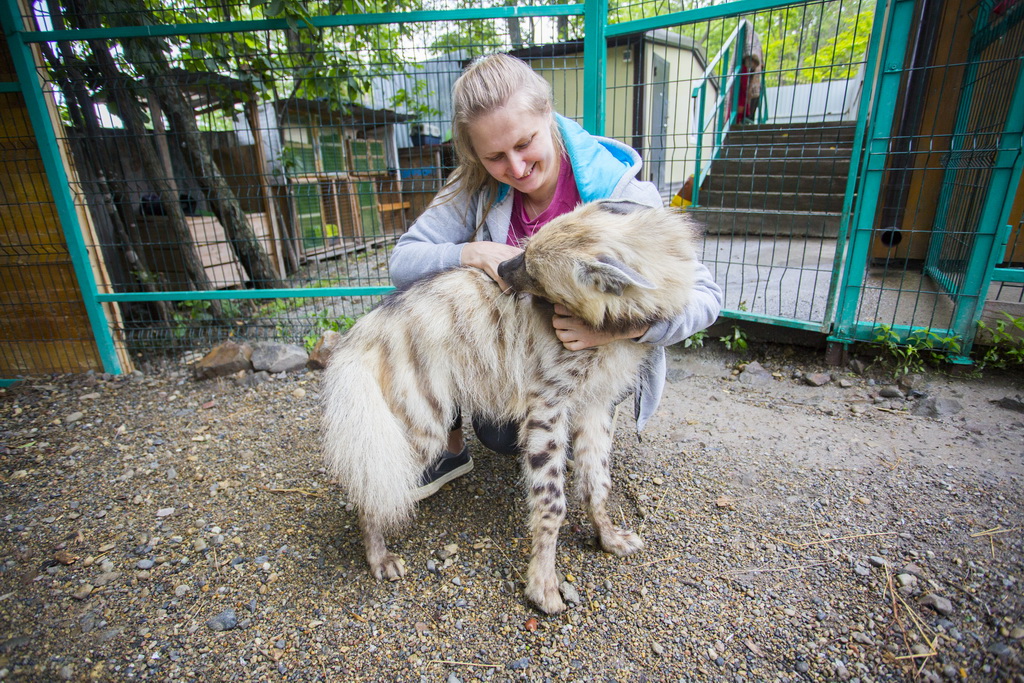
[551,304,650,351]
[461,242,524,290]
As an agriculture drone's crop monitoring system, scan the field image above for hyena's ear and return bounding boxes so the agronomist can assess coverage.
[578,255,656,296]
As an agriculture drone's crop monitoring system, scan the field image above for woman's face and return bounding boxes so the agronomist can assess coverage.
[467,92,559,200]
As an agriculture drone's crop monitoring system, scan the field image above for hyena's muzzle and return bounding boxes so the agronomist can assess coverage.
[497,252,533,293]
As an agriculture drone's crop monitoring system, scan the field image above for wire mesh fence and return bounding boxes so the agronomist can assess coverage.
[1,0,1021,375]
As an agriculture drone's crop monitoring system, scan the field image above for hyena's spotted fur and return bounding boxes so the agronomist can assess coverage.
[321,201,700,614]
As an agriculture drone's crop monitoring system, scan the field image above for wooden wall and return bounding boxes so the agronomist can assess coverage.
[0,33,110,375]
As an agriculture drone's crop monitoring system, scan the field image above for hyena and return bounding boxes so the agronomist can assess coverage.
[321,200,700,614]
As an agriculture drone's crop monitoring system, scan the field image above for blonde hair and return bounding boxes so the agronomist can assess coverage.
[444,54,564,222]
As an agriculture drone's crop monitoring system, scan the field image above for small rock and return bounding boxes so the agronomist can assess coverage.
[994,395,1024,414]
[737,361,773,385]
[804,372,832,387]
[651,641,665,656]
[206,608,238,632]
[879,386,905,399]
[560,581,581,605]
[72,584,94,600]
[174,584,191,597]
[156,507,175,518]
[507,657,530,670]
[250,343,308,374]
[136,559,154,570]
[911,397,963,418]
[307,331,341,370]
[193,341,253,380]
[66,411,85,423]
[919,593,954,616]
[291,388,306,399]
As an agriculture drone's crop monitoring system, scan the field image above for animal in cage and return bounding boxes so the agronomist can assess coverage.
[320,200,700,614]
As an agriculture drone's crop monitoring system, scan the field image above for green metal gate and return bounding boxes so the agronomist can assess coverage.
[1,0,1021,376]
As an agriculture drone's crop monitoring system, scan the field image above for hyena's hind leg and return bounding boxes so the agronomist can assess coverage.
[573,407,644,557]
[359,508,406,580]
[360,421,449,582]
[521,407,571,615]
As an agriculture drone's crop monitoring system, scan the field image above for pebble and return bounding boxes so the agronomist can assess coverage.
[560,581,581,605]
[920,593,954,615]
[136,559,154,570]
[206,608,238,632]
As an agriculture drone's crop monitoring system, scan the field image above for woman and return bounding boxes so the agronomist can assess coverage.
[389,53,723,499]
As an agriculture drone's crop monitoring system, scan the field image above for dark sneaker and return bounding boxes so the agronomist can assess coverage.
[411,446,473,501]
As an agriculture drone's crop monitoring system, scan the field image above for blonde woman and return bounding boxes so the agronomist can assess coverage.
[389,53,723,498]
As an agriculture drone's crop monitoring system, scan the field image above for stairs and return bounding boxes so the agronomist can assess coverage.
[690,122,856,238]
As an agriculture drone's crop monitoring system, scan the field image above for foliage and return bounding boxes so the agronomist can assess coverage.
[303,308,357,350]
[975,313,1024,369]
[683,329,707,348]
[718,325,748,352]
[872,325,963,378]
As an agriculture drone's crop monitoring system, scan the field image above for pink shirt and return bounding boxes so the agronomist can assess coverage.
[506,156,582,247]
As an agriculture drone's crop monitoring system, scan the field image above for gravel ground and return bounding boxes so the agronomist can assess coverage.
[1,343,1022,682]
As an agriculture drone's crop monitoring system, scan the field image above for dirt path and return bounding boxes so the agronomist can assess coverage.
[0,344,1021,681]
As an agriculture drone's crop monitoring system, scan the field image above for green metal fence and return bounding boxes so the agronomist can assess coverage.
[1,0,1021,376]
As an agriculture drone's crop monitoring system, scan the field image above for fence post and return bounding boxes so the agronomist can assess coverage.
[582,0,608,136]
[0,3,123,374]
[830,0,916,345]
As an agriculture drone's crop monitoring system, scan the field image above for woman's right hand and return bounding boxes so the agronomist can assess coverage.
[460,241,524,290]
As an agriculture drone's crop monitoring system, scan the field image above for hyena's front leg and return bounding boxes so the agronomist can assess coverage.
[359,509,406,581]
[521,408,570,614]
[574,408,644,557]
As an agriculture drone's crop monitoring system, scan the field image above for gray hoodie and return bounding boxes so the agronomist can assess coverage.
[389,115,723,430]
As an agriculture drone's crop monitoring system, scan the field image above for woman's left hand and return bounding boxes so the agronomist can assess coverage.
[551,304,649,350]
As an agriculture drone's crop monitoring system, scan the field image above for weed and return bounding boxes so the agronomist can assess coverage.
[975,313,1024,369]
[873,325,962,377]
[719,326,748,353]
[303,309,357,351]
[683,330,707,349]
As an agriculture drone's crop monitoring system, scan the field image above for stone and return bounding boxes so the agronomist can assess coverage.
[919,593,954,616]
[994,395,1024,414]
[206,608,238,632]
[803,372,832,387]
[737,361,773,385]
[250,343,308,374]
[911,397,963,418]
[307,330,341,370]
[193,341,253,380]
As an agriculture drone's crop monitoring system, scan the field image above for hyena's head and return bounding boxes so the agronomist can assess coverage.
[497,200,700,333]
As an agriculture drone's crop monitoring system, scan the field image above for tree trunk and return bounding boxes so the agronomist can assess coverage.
[61,1,216,299]
[39,31,175,324]
[147,76,285,289]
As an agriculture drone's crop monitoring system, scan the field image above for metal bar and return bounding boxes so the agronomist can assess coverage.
[949,58,1024,354]
[692,84,707,207]
[720,309,825,332]
[25,5,584,42]
[607,0,806,38]
[582,0,608,136]
[830,0,917,345]
[822,0,888,333]
[992,267,1024,284]
[94,286,396,303]
[0,2,123,374]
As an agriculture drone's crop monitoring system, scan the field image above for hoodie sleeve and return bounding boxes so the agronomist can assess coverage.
[388,188,480,290]
[636,261,723,347]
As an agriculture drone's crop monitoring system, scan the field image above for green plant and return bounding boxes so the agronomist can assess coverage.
[171,300,214,339]
[683,330,707,349]
[975,313,1024,369]
[303,309,357,351]
[872,325,963,377]
[719,326,748,352]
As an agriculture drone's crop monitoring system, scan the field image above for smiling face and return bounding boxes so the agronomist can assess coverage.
[467,91,560,204]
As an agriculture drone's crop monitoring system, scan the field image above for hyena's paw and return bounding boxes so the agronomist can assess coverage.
[598,527,644,557]
[525,574,567,615]
[369,553,406,581]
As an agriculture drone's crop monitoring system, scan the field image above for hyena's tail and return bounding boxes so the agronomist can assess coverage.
[320,356,420,530]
